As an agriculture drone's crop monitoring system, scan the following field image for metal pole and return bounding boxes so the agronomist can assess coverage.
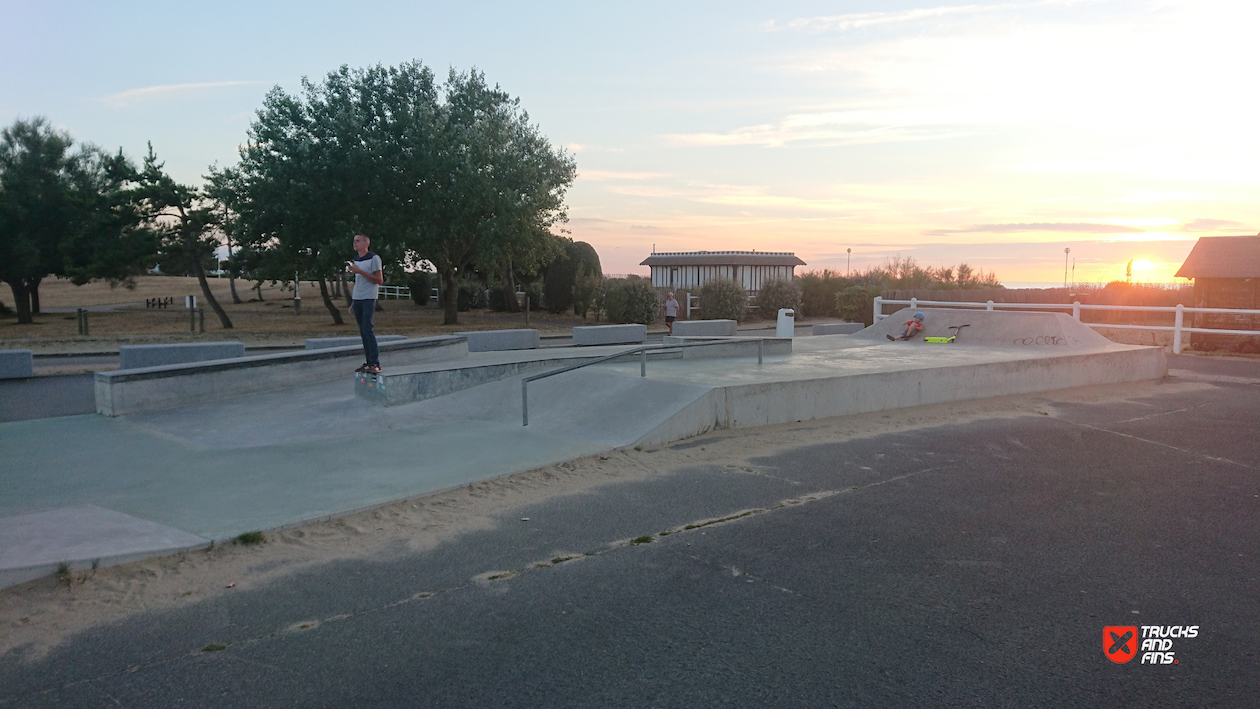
[1064,247,1071,288]
[847,247,851,276]
[1173,303,1184,355]
[873,296,882,322]
[199,308,205,333]
[758,338,763,365]
[640,348,647,377]
[522,380,529,426]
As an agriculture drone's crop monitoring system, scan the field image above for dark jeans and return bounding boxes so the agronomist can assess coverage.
[351,299,379,365]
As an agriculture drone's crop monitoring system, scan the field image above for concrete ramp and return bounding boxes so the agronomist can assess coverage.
[859,308,1111,349]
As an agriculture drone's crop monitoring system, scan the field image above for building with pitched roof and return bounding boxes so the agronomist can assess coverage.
[1174,234,1260,351]
[640,250,807,294]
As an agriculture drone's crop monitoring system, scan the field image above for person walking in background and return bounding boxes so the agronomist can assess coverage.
[664,292,679,335]
[347,233,384,373]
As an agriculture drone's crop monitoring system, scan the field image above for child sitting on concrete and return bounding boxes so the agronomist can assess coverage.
[887,312,925,341]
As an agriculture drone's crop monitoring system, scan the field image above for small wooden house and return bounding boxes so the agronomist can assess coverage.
[1174,234,1260,352]
[640,250,806,295]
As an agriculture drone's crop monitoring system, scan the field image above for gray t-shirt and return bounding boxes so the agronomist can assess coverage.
[352,252,382,300]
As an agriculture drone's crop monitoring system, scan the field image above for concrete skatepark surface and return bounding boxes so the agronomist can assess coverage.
[1,354,1257,706]
[1,311,1166,588]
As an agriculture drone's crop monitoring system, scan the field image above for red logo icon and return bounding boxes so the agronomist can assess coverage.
[1105,626,1139,664]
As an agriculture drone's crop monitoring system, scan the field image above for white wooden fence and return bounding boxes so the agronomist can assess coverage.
[874,296,1260,355]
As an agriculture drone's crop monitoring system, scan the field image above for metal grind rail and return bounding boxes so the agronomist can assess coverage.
[521,338,765,426]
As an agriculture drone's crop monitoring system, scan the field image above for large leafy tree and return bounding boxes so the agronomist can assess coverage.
[399,68,575,325]
[0,118,74,322]
[0,118,152,323]
[136,146,232,329]
[220,62,575,326]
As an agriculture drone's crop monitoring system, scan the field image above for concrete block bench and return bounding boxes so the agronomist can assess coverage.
[672,319,737,337]
[305,335,407,350]
[453,329,540,352]
[573,324,646,346]
[119,342,245,370]
[812,322,865,335]
[0,350,34,379]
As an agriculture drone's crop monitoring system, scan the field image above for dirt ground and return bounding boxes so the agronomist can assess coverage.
[0,276,641,353]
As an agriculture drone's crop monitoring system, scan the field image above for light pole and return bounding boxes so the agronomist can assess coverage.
[847,247,852,276]
[1063,247,1070,288]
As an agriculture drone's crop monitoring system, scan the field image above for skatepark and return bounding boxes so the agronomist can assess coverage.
[0,309,1166,589]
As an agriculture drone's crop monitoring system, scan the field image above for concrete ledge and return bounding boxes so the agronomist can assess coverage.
[631,346,1168,449]
[0,504,210,590]
[0,349,33,379]
[119,342,245,370]
[573,324,646,346]
[96,336,467,416]
[673,319,737,337]
[812,322,864,335]
[305,335,406,350]
[660,336,793,359]
[454,329,540,352]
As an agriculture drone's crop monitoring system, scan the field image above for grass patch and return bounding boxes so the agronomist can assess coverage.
[202,643,228,652]
[630,535,654,545]
[235,531,265,545]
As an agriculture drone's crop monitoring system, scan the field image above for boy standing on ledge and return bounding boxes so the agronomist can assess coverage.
[347,233,385,373]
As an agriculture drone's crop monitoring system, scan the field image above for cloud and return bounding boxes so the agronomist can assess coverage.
[1028,196,1079,203]
[764,4,1021,33]
[100,81,265,108]
[928,222,1144,236]
[1181,218,1247,232]
[665,114,973,148]
[580,170,669,181]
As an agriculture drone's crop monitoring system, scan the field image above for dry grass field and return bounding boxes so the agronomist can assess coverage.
[1,276,614,353]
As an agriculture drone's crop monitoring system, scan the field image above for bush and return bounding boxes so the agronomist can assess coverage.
[756,277,803,318]
[605,281,659,324]
[457,283,486,311]
[834,286,882,326]
[799,270,846,318]
[699,277,747,321]
[487,287,511,312]
[544,240,602,314]
[407,272,433,306]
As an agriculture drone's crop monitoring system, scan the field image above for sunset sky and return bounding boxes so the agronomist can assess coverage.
[3,0,1255,285]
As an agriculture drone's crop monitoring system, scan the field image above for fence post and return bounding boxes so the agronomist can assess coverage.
[873,296,883,322]
[1173,303,1184,355]
[189,303,196,332]
[986,300,995,312]
[199,308,205,333]
[1073,301,1081,320]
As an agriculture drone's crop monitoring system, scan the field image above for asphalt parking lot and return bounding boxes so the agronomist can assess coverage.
[1,354,1257,707]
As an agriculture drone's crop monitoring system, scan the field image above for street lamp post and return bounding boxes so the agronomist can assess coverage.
[847,247,852,276]
[1063,248,1071,288]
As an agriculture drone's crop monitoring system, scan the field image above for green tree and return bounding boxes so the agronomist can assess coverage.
[392,67,576,325]
[0,118,152,323]
[136,146,233,329]
[0,118,75,323]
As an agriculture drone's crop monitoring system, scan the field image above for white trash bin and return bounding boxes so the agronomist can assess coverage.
[776,308,795,338]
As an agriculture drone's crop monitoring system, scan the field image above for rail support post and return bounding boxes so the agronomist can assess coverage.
[1073,301,1081,320]
[522,380,529,426]
[873,296,883,322]
[641,348,647,377]
[1173,303,1184,354]
[758,338,763,365]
